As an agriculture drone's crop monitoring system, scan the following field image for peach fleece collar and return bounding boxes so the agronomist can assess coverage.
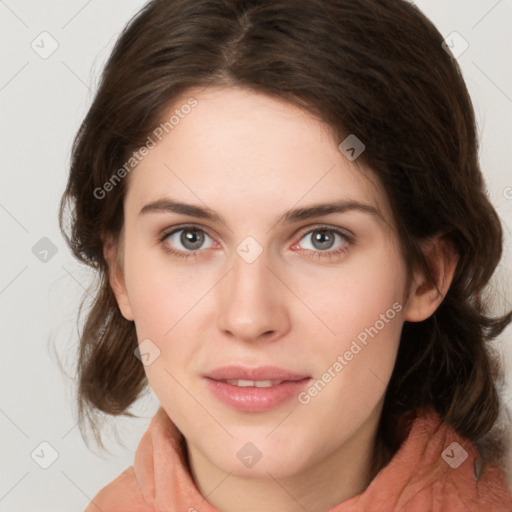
[86,406,512,512]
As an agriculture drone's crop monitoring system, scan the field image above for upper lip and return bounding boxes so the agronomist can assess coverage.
[204,365,310,382]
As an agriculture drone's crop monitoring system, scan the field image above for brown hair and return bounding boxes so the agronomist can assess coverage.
[59,0,511,472]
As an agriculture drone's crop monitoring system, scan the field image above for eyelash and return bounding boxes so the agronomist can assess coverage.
[157,224,354,261]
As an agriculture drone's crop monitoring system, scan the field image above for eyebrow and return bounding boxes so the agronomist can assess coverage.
[139,198,384,226]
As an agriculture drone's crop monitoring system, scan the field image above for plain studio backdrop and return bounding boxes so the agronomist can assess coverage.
[1,1,511,510]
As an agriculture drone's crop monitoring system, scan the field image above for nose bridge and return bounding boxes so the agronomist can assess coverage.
[216,245,289,341]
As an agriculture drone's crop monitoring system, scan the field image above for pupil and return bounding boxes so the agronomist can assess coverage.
[182,229,204,249]
[313,230,334,250]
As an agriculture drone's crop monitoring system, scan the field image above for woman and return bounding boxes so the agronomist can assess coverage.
[59,0,512,510]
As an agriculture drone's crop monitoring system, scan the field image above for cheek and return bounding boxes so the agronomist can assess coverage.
[338,310,404,411]
[293,247,406,402]
[123,246,202,337]
[292,246,406,341]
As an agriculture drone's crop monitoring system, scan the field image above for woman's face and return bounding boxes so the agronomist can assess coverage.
[113,85,412,480]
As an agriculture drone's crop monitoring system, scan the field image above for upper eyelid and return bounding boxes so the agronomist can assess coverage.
[160,223,216,242]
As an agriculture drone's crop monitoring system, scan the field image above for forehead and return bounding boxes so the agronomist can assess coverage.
[124,85,392,227]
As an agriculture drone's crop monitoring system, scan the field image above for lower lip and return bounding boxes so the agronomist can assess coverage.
[204,377,311,412]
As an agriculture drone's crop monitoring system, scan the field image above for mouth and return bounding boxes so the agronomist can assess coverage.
[203,365,311,412]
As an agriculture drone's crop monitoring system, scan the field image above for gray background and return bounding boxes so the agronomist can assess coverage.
[1,0,511,510]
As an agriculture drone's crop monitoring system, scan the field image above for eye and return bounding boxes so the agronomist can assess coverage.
[159,226,214,258]
[294,226,353,259]
[158,224,353,261]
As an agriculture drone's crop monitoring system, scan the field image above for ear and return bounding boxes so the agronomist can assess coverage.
[403,235,459,322]
[103,233,134,321]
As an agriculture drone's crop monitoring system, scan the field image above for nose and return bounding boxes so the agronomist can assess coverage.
[216,249,291,343]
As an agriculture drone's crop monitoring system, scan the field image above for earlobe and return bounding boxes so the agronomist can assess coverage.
[103,234,135,322]
[403,235,459,323]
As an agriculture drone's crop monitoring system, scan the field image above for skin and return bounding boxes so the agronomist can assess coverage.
[105,85,458,512]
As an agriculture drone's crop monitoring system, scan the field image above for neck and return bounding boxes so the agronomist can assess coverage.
[186,404,384,512]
